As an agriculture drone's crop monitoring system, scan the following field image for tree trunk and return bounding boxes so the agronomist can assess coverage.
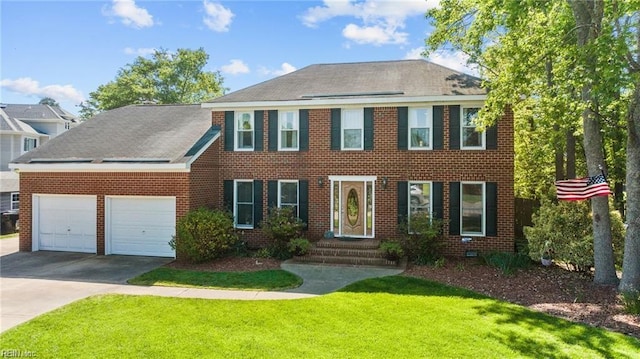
[619,81,640,293]
[566,129,576,179]
[555,124,565,180]
[569,0,619,285]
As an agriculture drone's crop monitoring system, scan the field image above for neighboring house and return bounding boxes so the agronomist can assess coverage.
[0,106,49,215]
[11,60,514,259]
[3,103,78,139]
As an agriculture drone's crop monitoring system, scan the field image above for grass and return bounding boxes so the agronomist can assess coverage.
[128,267,302,291]
[2,276,638,358]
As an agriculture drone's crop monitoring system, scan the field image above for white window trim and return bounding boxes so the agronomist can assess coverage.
[460,181,485,236]
[341,108,364,151]
[234,180,254,229]
[460,106,485,150]
[278,180,299,216]
[234,112,254,151]
[408,107,433,150]
[10,192,19,211]
[22,136,38,154]
[278,111,299,151]
[408,181,432,232]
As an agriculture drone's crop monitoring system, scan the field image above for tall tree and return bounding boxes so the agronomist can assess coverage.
[425,0,624,284]
[80,48,224,119]
[38,97,59,107]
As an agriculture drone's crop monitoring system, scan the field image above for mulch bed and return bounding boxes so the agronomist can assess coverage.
[164,256,639,339]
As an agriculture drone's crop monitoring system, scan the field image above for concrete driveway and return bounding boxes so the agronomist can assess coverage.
[0,236,172,332]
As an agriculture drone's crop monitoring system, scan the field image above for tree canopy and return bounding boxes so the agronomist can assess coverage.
[38,97,59,107]
[79,48,225,119]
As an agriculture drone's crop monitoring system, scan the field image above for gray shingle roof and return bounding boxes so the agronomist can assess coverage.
[3,104,65,120]
[0,108,40,134]
[11,104,216,164]
[206,59,485,104]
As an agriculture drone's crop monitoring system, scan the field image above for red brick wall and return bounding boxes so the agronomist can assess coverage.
[212,105,515,255]
[18,145,220,255]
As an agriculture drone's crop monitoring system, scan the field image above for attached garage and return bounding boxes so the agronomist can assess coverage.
[32,194,97,253]
[106,196,176,258]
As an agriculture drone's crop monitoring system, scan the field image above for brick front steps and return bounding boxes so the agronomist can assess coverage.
[293,239,400,267]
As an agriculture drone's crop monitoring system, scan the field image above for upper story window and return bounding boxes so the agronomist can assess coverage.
[234,180,254,228]
[461,107,484,149]
[235,112,254,150]
[11,193,19,211]
[64,122,71,130]
[409,108,432,149]
[278,180,299,216]
[279,111,299,150]
[461,182,485,236]
[342,108,364,150]
[23,138,37,153]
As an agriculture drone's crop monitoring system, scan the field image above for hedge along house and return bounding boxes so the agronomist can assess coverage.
[10,104,221,258]
[203,60,515,256]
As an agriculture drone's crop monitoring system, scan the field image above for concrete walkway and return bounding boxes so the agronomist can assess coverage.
[0,236,403,332]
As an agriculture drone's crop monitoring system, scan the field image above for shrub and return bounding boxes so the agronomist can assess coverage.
[260,207,306,260]
[169,208,238,263]
[398,212,446,265]
[482,251,532,275]
[379,241,404,261]
[524,200,625,272]
[288,237,311,256]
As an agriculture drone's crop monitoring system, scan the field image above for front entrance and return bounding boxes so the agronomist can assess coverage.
[330,176,375,238]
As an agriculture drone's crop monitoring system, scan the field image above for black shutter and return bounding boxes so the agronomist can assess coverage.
[268,110,278,151]
[432,182,443,220]
[254,110,264,151]
[299,109,309,151]
[223,180,233,212]
[486,182,498,236]
[331,108,341,150]
[486,123,498,150]
[224,111,234,151]
[364,107,374,150]
[449,182,461,235]
[253,180,263,228]
[267,180,278,208]
[433,106,444,150]
[449,105,460,150]
[299,180,309,230]
[397,107,408,150]
[397,181,408,225]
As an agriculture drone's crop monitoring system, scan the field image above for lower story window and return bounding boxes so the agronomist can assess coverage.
[278,180,298,216]
[235,180,254,228]
[11,192,19,210]
[461,182,485,235]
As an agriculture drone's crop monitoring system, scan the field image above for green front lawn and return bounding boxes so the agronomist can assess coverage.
[128,267,302,291]
[2,276,637,358]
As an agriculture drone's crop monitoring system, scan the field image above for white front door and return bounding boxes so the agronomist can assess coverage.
[106,196,176,257]
[33,194,97,253]
[330,176,375,238]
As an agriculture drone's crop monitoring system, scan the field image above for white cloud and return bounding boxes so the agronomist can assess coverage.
[301,0,437,45]
[124,47,156,56]
[203,1,234,32]
[404,47,424,59]
[259,63,297,77]
[1,77,85,104]
[221,59,250,75]
[103,0,154,29]
[427,50,480,77]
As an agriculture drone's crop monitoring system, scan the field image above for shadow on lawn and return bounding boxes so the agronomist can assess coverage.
[475,301,640,358]
[337,275,488,299]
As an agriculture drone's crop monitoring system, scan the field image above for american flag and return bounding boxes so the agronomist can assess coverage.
[555,174,612,201]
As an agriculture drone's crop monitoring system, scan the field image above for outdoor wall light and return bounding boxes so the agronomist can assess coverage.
[382,177,388,189]
[317,176,324,187]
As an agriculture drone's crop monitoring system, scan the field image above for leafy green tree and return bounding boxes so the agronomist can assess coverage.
[80,48,224,119]
[38,97,59,107]
[425,0,633,285]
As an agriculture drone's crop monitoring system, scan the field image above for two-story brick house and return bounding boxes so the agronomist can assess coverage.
[11,60,514,258]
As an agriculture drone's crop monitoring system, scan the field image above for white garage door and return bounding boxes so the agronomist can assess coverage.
[106,196,176,257]
[33,195,97,253]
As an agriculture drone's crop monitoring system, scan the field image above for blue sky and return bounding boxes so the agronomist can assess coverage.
[1,0,474,115]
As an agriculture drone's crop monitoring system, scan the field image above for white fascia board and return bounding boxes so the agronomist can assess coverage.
[9,162,190,173]
[185,132,221,168]
[202,95,488,110]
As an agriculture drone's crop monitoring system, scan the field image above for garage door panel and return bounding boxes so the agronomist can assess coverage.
[107,197,176,258]
[35,195,97,253]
